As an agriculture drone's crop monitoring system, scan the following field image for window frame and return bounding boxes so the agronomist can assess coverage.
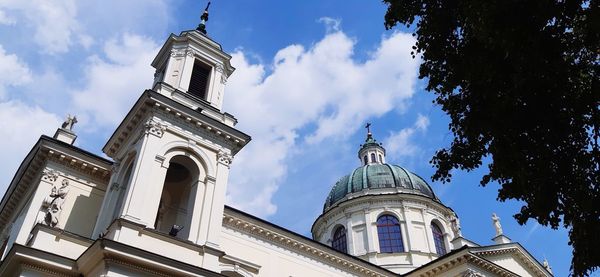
[331,226,348,253]
[431,222,447,255]
[376,214,405,253]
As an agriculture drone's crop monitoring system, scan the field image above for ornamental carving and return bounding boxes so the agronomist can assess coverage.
[170,49,186,57]
[217,150,233,166]
[110,182,121,191]
[111,161,121,175]
[185,49,197,57]
[42,169,59,182]
[450,216,462,237]
[462,269,484,277]
[215,63,228,84]
[42,179,70,227]
[215,63,224,73]
[144,119,166,138]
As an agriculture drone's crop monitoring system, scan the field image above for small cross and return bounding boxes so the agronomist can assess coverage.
[365,123,371,134]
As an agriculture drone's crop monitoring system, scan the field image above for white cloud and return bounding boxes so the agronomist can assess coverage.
[224,30,419,218]
[0,45,32,99]
[318,17,341,33]
[383,114,430,158]
[0,10,15,25]
[0,101,61,191]
[71,34,159,128]
[0,0,81,54]
[0,0,169,54]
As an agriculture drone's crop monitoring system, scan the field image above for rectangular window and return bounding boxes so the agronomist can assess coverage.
[188,59,211,100]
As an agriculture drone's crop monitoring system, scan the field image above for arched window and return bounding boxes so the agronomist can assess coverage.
[431,222,447,255]
[377,215,404,253]
[363,155,368,165]
[332,226,347,253]
[370,153,376,163]
[155,155,200,239]
[379,154,383,163]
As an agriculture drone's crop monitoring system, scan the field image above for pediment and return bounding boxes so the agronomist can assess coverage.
[470,243,551,277]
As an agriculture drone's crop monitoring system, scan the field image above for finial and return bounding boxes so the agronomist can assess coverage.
[365,123,372,138]
[196,1,211,35]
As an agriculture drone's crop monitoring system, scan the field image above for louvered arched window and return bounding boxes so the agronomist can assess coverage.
[332,226,347,253]
[431,222,447,255]
[370,153,376,163]
[377,215,404,253]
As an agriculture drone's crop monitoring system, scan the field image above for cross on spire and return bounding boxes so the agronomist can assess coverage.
[196,1,211,35]
[365,122,373,140]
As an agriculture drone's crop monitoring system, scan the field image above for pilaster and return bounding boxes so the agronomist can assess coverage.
[202,150,232,247]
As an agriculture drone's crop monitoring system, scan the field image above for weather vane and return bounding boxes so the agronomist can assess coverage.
[197,1,211,34]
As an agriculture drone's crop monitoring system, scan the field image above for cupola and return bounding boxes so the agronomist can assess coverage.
[358,123,386,165]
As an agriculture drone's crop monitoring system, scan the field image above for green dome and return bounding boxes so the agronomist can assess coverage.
[324,164,438,210]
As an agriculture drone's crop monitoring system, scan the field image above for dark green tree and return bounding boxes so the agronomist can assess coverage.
[382,0,599,275]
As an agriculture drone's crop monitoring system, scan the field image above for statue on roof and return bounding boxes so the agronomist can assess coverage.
[492,213,503,236]
[61,114,78,131]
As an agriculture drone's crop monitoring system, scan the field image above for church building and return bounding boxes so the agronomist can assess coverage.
[0,6,554,277]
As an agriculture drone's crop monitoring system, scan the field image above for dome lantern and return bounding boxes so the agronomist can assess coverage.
[358,123,386,166]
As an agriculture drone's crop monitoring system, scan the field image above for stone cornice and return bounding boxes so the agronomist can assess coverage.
[0,244,78,277]
[74,237,224,277]
[103,90,250,158]
[222,207,396,277]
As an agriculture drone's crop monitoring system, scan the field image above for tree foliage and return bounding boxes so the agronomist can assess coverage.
[382,0,599,275]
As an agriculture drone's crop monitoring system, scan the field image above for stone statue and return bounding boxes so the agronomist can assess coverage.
[492,213,503,236]
[450,217,462,237]
[543,258,553,274]
[44,179,70,227]
[61,114,78,131]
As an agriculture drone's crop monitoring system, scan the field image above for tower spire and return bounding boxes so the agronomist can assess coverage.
[196,1,211,35]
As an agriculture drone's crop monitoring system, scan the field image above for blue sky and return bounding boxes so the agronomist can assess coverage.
[0,0,575,276]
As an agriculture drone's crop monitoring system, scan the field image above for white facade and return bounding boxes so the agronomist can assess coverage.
[0,22,553,277]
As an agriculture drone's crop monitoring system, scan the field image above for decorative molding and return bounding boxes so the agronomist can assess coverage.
[217,150,233,166]
[105,258,173,277]
[42,169,59,182]
[144,119,167,138]
[463,269,484,277]
[21,262,77,277]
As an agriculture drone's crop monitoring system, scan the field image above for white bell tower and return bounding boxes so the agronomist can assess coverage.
[92,3,250,271]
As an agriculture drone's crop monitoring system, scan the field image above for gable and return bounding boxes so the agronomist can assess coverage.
[471,244,551,277]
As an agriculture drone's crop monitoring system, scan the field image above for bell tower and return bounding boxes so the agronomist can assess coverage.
[92,3,250,271]
[150,2,233,113]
